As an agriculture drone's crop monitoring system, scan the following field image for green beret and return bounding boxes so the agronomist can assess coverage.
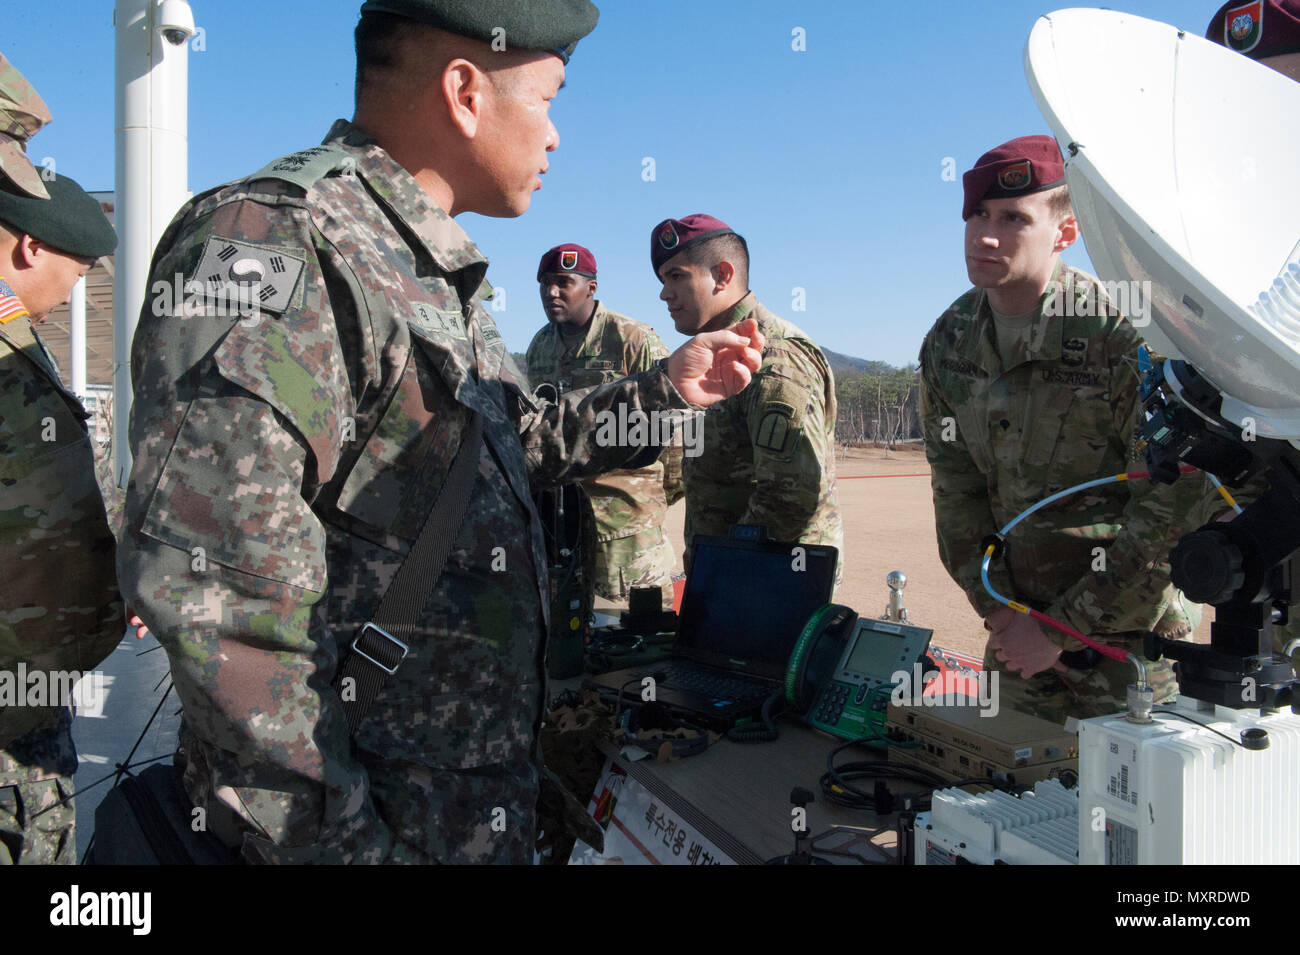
[0,173,116,259]
[359,0,599,63]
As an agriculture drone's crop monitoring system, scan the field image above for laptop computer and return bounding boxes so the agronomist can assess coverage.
[584,533,839,730]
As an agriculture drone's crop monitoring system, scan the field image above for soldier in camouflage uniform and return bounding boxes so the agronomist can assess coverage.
[0,54,122,864]
[117,2,762,864]
[920,136,1212,724]
[526,243,681,603]
[650,215,843,584]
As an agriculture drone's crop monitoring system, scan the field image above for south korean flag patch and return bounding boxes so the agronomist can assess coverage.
[189,237,307,315]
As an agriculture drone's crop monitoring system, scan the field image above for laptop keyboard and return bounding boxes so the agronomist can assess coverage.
[660,665,772,704]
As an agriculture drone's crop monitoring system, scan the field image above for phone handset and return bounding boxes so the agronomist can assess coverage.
[784,604,859,716]
[727,603,858,745]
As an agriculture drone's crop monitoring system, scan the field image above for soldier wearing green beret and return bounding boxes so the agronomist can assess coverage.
[118,1,763,864]
[919,136,1212,725]
[0,56,122,864]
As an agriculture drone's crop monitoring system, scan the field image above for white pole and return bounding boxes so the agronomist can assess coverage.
[70,276,86,399]
[113,0,192,489]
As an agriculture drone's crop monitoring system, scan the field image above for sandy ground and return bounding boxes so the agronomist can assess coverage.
[610,443,1212,658]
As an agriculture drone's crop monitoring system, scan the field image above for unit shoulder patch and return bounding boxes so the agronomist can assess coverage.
[755,401,797,454]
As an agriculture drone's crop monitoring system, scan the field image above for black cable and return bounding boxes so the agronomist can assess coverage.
[1150,706,1258,749]
[819,736,999,812]
[726,691,783,743]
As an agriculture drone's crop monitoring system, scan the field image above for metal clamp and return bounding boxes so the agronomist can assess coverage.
[351,622,409,675]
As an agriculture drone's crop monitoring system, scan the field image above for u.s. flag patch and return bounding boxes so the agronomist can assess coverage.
[0,277,29,324]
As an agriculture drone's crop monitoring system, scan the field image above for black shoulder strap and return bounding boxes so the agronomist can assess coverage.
[332,411,483,735]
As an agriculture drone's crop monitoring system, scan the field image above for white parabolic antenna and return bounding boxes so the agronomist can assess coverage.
[1026,8,1300,440]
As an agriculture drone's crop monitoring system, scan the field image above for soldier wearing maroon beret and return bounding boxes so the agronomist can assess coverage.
[1207,0,1300,80]
[651,214,843,584]
[526,243,682,605]
[918,135,1211,724]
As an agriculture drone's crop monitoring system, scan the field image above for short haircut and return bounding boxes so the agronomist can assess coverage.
[1045,184,1073,221]
[354,12,408,103]
[678,233,750,289]
[355,12,539,106]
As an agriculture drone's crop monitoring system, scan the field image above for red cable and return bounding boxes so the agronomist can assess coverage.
[1016,462,1198,662]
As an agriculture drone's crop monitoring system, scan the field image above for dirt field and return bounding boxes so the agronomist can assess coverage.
[636,443,1211,657]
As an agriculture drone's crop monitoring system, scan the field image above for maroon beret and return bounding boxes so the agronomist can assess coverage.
[536,243,597,282]
[650,214,739,277]
[961,135,1066,221]
[1207,0,1300,58]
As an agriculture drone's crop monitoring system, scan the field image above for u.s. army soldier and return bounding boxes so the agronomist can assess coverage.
[650,214,843,582]
[919,135,1210,723]
[118,1,762,864]
[526,243,682,603]
[0,53,121,864]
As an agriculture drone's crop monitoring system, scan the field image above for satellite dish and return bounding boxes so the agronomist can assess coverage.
[1025,8,1300,440]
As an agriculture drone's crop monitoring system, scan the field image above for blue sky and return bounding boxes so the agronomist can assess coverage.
[7,0,1211,366]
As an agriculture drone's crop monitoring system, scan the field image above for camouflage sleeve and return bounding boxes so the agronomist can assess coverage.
[117,195,417,864]
[523,328,546,395]
[919,343,1015,619]
[1041,330,1215,638]
[506,353,692,482]
[635,329,684,504]
[735,346,831,542]
[0,338,124,748]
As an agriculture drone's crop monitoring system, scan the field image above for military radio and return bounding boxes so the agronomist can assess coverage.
[532,381,594,679]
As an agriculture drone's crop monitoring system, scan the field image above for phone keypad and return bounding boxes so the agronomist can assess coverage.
[814,682,851,726]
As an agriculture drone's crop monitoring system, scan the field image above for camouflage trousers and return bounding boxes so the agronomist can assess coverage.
[0,707,77,864]
[593,527,676,603]
[984,626,1192,726]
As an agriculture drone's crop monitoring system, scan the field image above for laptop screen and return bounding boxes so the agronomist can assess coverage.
[675,536,839,680]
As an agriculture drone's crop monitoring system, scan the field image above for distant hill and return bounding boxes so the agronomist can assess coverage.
[515,345,908,384]
[821,347,903,379]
